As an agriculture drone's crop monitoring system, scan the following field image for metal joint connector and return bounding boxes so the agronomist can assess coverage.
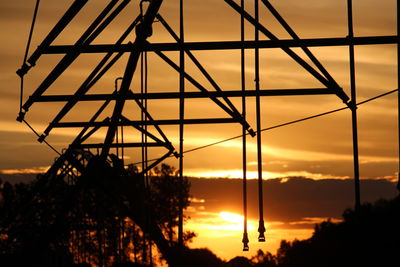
[248,128,256,137]
[348,99,357,110]
[16,63,32,78]
[38,133,48,143]
[16,111,26,122]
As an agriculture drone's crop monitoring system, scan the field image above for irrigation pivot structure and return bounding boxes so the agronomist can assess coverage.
[16,0,399,262]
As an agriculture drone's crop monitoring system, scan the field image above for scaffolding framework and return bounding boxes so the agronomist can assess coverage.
[16,0,400,258]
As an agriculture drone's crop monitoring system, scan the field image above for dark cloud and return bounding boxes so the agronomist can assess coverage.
[188,177,398,223]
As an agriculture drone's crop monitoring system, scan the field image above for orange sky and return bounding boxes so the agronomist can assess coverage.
[0,0,399,261]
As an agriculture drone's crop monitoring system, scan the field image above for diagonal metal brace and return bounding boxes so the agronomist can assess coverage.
[156,14,255,137]
[224,0,350,104]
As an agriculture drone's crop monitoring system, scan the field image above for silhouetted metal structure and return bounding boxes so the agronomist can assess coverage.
[16,0,399,263]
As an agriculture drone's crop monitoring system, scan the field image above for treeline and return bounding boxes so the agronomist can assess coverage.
[180,195,400,267]
[1,162,399,266]
[0,163,194,267]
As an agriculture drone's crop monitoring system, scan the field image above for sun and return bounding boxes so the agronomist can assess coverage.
[219,211,243,224]
[218,211,253,232]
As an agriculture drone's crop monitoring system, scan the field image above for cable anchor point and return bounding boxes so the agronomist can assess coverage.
[16,62,34,78]
[38,133,48,143]
[16,111,26,122]
[248,128,256,137]
[347,99,358,111]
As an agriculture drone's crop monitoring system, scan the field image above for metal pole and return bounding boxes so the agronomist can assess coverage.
[397,0,400,192]
[116,101,119,157]
[240,0,249,251]
[255,0,266,242]
[144,51,149,181]
[178,0,185,249]
[141,51,145,175]
[347,0,361,210]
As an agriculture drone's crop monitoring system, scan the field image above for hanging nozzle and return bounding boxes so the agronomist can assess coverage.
[242,232,249,251]
[258,220,266,242]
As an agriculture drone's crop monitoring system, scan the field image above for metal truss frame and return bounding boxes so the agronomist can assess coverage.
[16,0,399,254]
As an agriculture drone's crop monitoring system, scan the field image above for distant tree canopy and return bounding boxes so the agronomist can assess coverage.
[0,161,193,267]
[276,196,400,267]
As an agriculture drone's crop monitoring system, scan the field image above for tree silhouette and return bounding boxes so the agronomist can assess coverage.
[226,256,254,267]
[150,164,195,246]
[0,177,75,266]
[276,196,400,267]
[0,161,194,267]
[179,247,224,267]
[251,249,277,267]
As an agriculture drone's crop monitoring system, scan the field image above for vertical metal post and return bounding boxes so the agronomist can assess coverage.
[241,0,249,251]
[115,77,120,158]
[141,51,146,175]
[144,51,149,180]
[139,2,148,178]
[116,119,119,157]
[178,0,185,249]
[121,125,124,165]
[255,0,266,242]
[146,61,150,182]
[397,0,400,192]
[347,0,361,210]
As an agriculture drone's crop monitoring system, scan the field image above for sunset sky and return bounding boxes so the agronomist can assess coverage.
[0,0,399,261]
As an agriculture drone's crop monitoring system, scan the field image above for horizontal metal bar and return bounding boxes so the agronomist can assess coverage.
[44,36,397,54]
[36,88,334,102]
[53,118,238,127]
[79,142,166,148]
